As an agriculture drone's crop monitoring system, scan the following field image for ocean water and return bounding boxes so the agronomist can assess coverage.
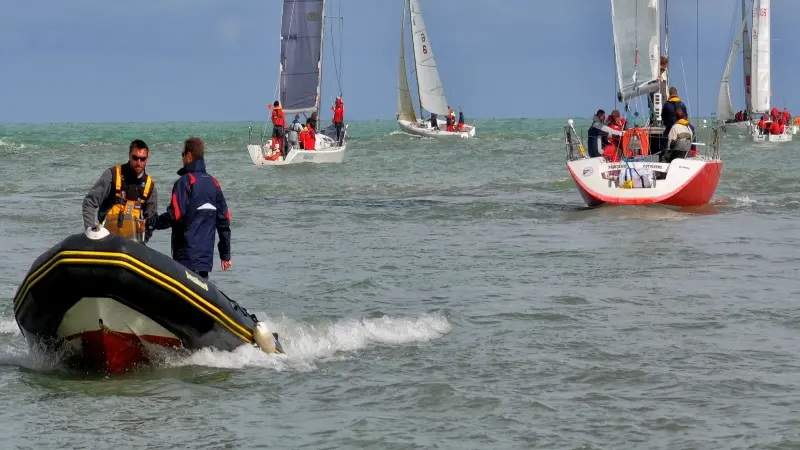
[1,119,799,449]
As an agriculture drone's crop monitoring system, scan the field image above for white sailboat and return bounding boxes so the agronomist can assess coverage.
[247,0,349,166]
[564,0,724,208]
[396,0,475,138]
[719,0,793,142]
[716,0,752,131]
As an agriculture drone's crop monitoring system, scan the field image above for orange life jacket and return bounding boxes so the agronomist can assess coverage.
[271,107,285,127]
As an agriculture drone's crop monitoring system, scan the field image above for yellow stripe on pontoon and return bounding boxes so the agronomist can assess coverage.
[13,250,253,343]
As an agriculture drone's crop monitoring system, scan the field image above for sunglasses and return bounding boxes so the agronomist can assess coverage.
[131,155,148,162]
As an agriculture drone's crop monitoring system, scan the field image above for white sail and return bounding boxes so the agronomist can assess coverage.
[397,0,417,122]
[408,0,449,116]
[716,13,750,122]
[611,0,661,102]
[750,0,770,114]
[742,0,753,113]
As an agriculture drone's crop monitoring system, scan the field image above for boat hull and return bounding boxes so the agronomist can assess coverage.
[247,129,347,166]
[13,232,282,373]
[566,157,723,208]
[397,119,476,138]
[751,131,793,142]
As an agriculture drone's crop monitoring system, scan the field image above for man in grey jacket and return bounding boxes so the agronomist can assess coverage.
[286,114,303,155]
[82,139,158,243]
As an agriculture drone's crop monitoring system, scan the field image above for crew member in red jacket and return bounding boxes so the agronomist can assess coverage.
[270,101,286,152]
[602,110,624,162]
[331,96,345,146]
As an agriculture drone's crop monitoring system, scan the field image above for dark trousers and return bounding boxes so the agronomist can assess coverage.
[334,122,343,144]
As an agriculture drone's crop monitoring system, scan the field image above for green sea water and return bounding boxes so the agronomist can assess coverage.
[1,119,799,449]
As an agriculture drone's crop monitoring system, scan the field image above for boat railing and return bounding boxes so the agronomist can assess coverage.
[566,119,722,163]
[564,121,586,162]
[248,126,268,146]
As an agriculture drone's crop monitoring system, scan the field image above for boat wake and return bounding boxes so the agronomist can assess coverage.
[0,311,452,373]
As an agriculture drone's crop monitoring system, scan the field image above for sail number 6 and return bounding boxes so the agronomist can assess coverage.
[760,8,767,16]
[422,45,428,54]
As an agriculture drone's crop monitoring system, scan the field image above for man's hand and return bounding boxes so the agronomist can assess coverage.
[221,259,232,271]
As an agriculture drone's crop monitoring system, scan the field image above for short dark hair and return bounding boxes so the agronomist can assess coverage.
[273,100,280,107]
[183,137,205,160]
[129,139,149,153]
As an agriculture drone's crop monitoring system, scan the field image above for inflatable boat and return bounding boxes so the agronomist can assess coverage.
[12,227,282,373]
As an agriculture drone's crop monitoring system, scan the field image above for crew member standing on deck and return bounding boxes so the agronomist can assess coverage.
[331,96,345,146]
[270,101,286,153]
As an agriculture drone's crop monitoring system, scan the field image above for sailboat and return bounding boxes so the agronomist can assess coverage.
[564,0,723,208]
[745,0,793,142]
[718,1,793,142]
[247,0,349,166]
[716,0,753,131]
[396,0,476,138]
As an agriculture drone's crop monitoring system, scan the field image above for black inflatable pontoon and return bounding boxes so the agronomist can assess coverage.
[12,229,282,372]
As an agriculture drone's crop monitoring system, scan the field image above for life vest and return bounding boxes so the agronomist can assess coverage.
[104,164,153,242]
[608,121,623,147]
[621,127,650,158]
[305,128,316,150]
[271,106,285,127]
[332,100,344,123]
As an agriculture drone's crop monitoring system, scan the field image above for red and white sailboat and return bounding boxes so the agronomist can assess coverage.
[565,0,723,208]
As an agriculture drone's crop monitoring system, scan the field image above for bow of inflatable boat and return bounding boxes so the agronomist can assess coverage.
[12,228,285,373]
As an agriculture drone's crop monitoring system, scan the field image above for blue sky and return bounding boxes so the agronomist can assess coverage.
[2,0,799,123]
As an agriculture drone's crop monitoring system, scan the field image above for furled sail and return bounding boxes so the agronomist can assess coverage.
[397,0,417,122]
[750,0,770,114]
[742,0,753,113]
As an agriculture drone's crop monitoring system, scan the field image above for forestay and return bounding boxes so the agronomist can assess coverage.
[397,0,417,122]
[716,12,750,122]
[611,0,661,102]
[280,0,325,114]
[409,0,449,116]
[750,0,770,114]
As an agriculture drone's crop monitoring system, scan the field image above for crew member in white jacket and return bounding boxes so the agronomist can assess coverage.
[665,107,695,163]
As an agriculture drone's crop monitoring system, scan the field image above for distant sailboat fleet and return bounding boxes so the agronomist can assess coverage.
[716,0,797,142]
[238,0,794,210]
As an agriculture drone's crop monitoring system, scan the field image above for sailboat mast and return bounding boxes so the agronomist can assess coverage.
[663,0,669,87]
[408,0,424,118]
[317,0,328,121]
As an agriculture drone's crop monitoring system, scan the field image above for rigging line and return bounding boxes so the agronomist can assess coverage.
[266,2,297,138]
[339,0,344,94]
[681,56,692,117]
[274,1,297,104]
[327,0,342,95]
